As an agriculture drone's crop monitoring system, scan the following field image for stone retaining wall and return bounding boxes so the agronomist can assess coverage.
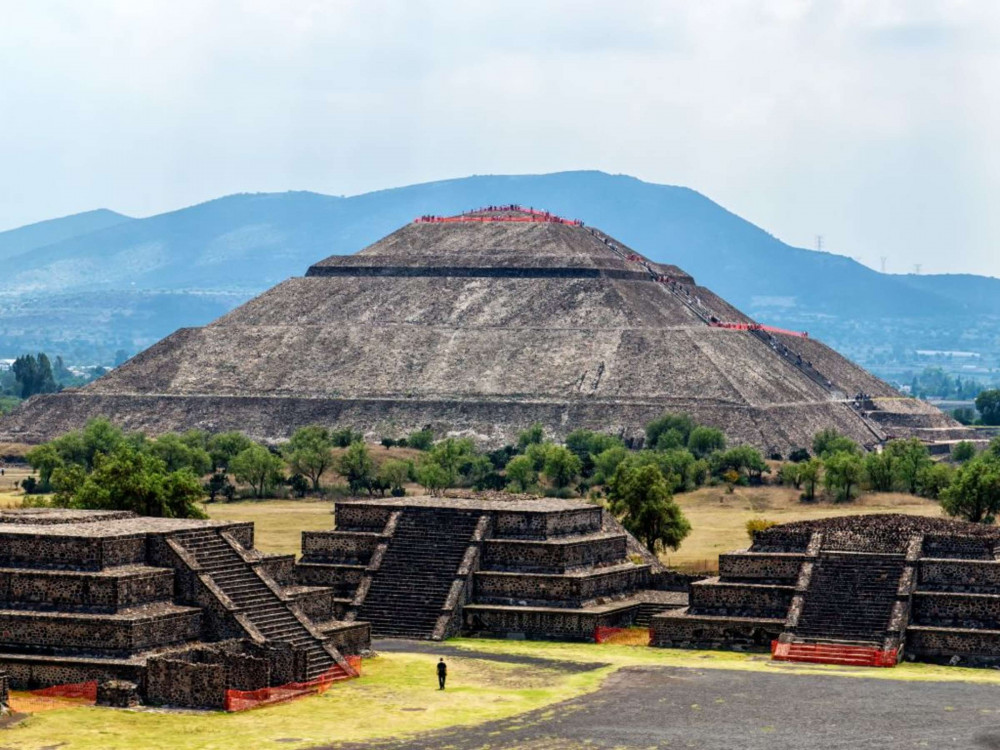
[0,568,173,611]
[481,534,627,572]
[717,552,805,582]
[919,559,1000,593]
[912,592,1000,629]
[492,507,602,539]
[301,531,381,564]
[0,609,201,652]
[689,579,795,618]
[650,611,783,651]
[462,604,636,640]
[474,565,650,607]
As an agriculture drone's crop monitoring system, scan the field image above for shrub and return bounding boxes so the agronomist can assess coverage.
[687,426,726,459]
[746,518,778,541]
[812,429,859,458]
[405,429,434,452]
[951,441,977,463]
[788,448,810,463]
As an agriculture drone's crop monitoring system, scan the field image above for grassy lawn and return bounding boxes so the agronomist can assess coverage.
[667,485,942,572]
[8,640,1000,749]
[206,499,333,556]
[3,650,609,750]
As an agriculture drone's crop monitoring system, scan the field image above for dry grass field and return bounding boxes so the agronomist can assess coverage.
[667,485,942,572]
[0,463,32,509]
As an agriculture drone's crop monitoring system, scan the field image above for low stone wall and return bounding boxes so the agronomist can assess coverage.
[297,562,364,599]
[906,626,1000,662]
[301,531,381,564]
[474,565,650,607]
[0,567,174,611]
[320,621,371,655]
[291,587,335,621]
[923,535,996,560]
[919,559,1000,593]
[462,604,636,640]
[0,608,202,652]
[912,592,1000,629]
[689,579,795,618]
[717,552,805,582]
[3,656,143,690]
[258,555,296,586]
[146,641,272,708]
[650,611,784,651]
[146,658,227,709]
[335,505,392,532]
[481,534,627,573]
[749,531,812,553]
[492,507,602,539]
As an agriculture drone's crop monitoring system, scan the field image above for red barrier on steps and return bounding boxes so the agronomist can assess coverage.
[772,641,898,667]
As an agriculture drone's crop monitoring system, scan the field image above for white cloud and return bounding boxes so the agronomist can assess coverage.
[1,0,999,275]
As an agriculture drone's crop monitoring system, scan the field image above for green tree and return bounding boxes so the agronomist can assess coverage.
[713,445,768,482]
[405,429,434,451]
[951,441,978,464]
[150,433,212,476]
[975,389,1000,426]
[231,444,284,498]
[542,445,582,489]
[377,459,412,496]
[778,462,802,489]
[415,459,451,496]
[592,446,629,485]
[207,431,253,471]
[337,441,377,495]
[687,426,726,459]
[812,428,859,458]
[24,443,63,491]
[72,445,205,518]
[504,455,537,493]
[917,462,954,500]
[608,464,691,553]
[524,442,550,471]
[645,413,695,452]
[11,353,57,398]
[885,438,932,495]
[863,451,895,492]
[798,458,822,500]
[941,455,1000,523]
[823,451,863,502]
[429,438,476,484]
[516,423,545,450]
[283,425,334,491]
[564,429,624,477]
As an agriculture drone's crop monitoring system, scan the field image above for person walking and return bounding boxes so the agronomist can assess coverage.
[437,658,447,690]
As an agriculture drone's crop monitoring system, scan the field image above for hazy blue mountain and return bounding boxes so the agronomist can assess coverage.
[1,171,997,373]
[0,209,132,262]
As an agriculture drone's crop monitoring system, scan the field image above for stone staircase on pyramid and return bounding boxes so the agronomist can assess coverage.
[173,529,349,680]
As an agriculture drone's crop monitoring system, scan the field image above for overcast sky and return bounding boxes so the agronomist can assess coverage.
[2,1,998,276]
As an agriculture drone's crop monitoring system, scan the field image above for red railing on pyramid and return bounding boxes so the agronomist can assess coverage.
[414,204,583,226]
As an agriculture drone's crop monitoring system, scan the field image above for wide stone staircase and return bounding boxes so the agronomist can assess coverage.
[776,552,907,666]
[357,509,483,638]
[175,529,342,679]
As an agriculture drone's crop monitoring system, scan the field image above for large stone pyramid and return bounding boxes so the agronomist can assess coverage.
[1,206,963,452]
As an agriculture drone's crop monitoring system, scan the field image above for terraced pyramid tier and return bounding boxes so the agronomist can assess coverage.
[0,207,962,452]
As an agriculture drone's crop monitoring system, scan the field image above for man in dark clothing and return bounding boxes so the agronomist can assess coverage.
[437,658,447,690]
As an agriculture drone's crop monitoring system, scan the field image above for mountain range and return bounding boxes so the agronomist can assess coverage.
[2,171,997,378]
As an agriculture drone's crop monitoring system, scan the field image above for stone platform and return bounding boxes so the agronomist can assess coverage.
[651,514,1000,668]
[0,509,368,707]
[296,493,691,641]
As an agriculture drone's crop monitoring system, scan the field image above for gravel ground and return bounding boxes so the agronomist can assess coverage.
[321,662,1000,750]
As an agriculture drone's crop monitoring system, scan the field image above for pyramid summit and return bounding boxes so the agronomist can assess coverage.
[0,205,964,451]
